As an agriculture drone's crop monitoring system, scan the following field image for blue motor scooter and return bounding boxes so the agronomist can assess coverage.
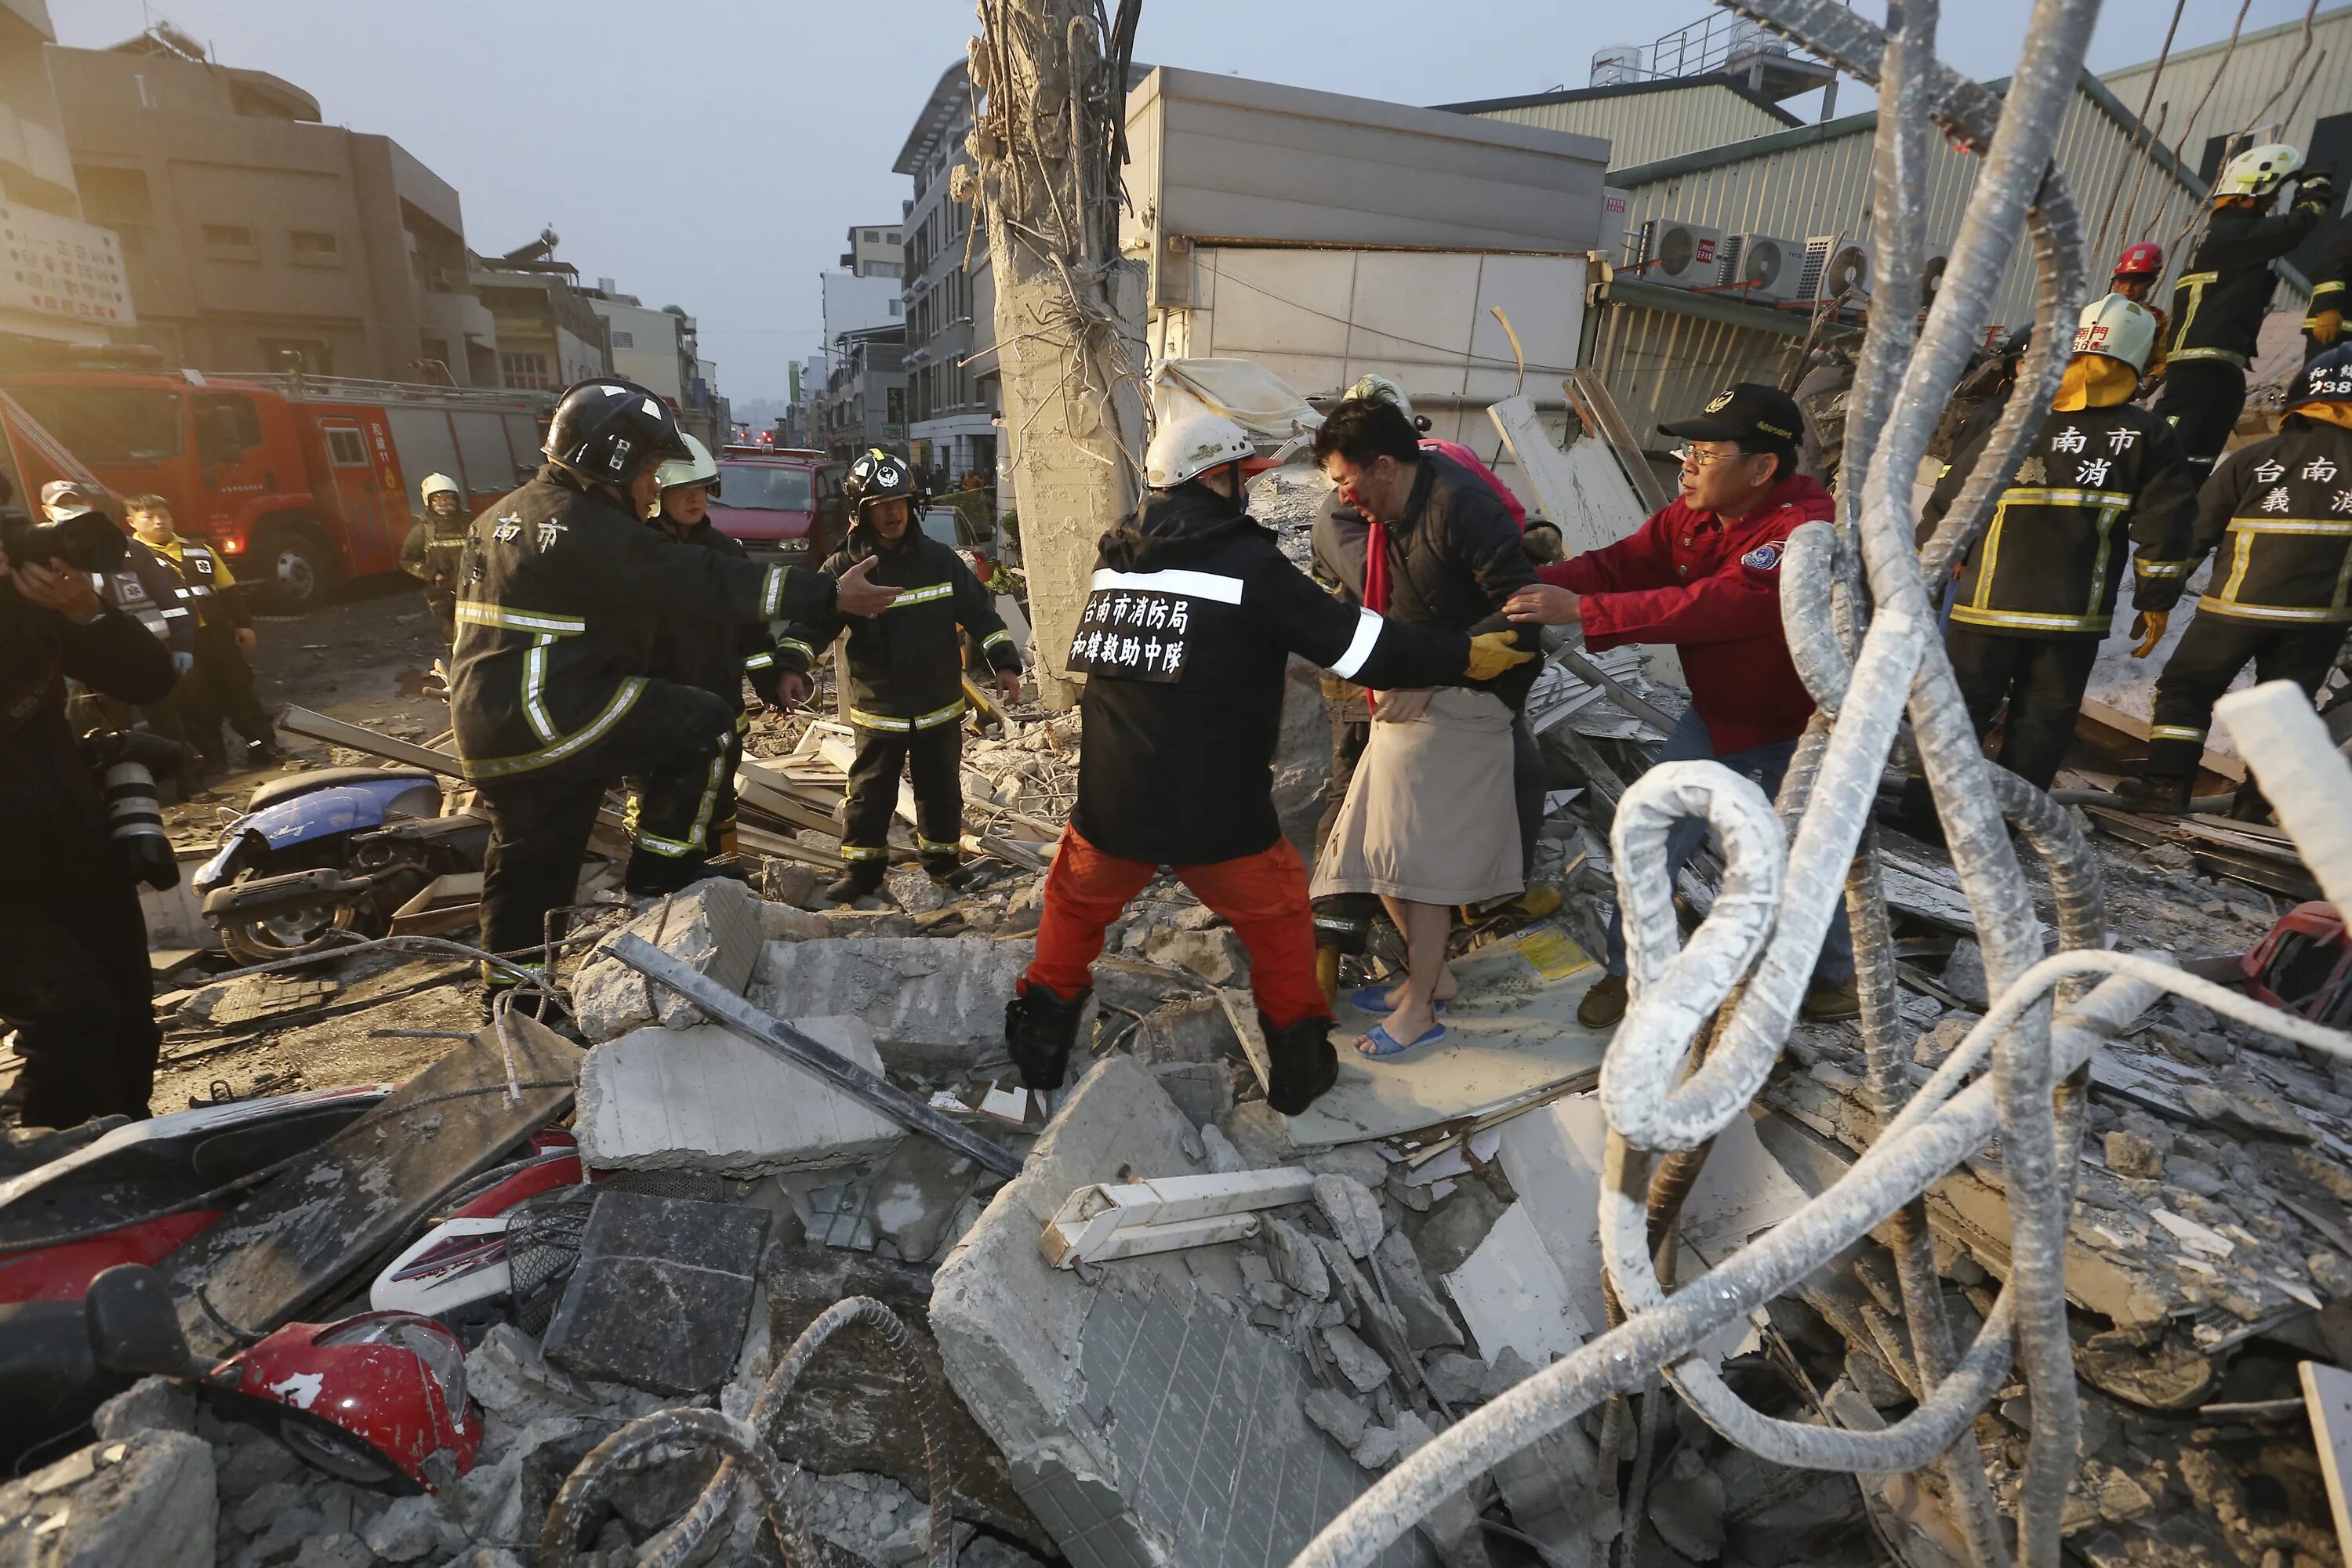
[193,768,489,964]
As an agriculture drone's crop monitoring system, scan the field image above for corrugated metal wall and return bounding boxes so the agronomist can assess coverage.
[2100,5,2352,188]
[1588,299,1815,456]
[1468,84,1793,169]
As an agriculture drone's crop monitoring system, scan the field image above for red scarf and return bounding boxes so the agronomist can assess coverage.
[1363,521,1390,713]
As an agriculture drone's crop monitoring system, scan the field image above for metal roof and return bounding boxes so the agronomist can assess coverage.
[1432,72,1799,129]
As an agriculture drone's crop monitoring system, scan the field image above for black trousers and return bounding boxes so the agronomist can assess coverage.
[1946,626,2102,791]
[186,623,274,764]
[841,720,962,869]
[2145,613,2347,781]
[2154,358,2248,474]
[476,681,736,957]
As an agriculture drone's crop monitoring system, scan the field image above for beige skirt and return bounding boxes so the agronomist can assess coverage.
[1311,686,1523,906]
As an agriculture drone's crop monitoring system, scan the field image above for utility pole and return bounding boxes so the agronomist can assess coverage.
[965,0,1145,710]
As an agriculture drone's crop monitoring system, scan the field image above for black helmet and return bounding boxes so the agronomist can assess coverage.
[543,379,691,490]
[843,448,920,517]
[2288,343,2352,411]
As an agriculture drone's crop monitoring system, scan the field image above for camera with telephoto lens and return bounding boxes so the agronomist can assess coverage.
[0,499,126,575]
[78,728,185,891]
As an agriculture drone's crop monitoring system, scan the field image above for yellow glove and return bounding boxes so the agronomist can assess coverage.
[2313,309,2343,347]
[1465,630,1537,681]
[2130,609,2168,659]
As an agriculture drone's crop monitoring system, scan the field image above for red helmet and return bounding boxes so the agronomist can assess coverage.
[2113,241,2165,279]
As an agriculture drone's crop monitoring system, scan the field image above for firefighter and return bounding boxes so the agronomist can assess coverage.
[777,448,1019,903]
[2121,343,2352,817]
[452,379,898,974]
[2110,241,2170,382]
[124,492,282,777]
[401,473,470,641]
[2153,144,2335,477]
[646,434,801,875]
[1918,295,2199,792]
[2305,224,2350,363]
[1004,408,1537,1112]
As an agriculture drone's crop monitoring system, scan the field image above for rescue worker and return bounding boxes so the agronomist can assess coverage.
[2154,144,2336,476]
[125,492,282,777]
[778,448,1021,903]
[1503,383,1859,1028]
[2110,241,2170,383]
[1918,296,2198,792]
[0,487,177,1126]
[2121,343,2352,816]
[400,473,470,641]
[1004,409,1536,1112]
[43,481,195,744]
[452,379,898,973]
[2305,224,2350,362]
[646,434,798,878]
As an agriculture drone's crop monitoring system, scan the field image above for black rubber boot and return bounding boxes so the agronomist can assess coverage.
[1006,981,1091,1091]
[825,861,887,905]
[625,852,715,898]
[2114,775,2192,815]
[924,857,973,890]
[1261,1011,1339,1116]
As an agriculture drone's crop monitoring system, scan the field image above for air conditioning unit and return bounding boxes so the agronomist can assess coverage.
[1800,237,1872,306]
[1724,234,1809,303]
[1918,254,1949,313]
[1639,220,1727,289]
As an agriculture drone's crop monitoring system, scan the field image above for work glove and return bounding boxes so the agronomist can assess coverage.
[1465,630,1537,681]
[2311,310,2343,347]
[2130,609,2168,659]
[172,650,196,675]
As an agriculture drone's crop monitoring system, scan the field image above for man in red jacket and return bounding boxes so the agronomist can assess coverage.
[1505,383,1856,1028]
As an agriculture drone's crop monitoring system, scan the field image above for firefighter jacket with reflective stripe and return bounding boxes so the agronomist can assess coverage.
[1921,403,2199,638]
[1076,481,1481,866]
[96,544,195,659]
[2166,187,2332,368]
[779,524,1016,731]
[401,512,470,584]
[137,536,246,631]
[2177,419,2352,624]
[449,466,834,781]
[654,517,782,711]
[2307,227,2351,335]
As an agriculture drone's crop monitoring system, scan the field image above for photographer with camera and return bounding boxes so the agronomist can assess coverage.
[2,476,178,1128]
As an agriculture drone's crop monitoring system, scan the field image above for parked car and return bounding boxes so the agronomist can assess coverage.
[709,447,845,566]
[920,503,999,585]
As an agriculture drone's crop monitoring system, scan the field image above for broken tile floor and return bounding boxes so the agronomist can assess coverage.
[5,695,2351,1568]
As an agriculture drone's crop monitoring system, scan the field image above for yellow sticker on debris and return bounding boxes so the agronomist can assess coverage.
[1512,924,1595,983]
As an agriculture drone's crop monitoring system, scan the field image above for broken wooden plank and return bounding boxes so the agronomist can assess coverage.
[1565,369,1671,514]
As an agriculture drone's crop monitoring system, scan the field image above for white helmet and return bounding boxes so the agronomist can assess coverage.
[1145,407,1253,489]
[1344,373,1414,423]
[419,472,460,504]
[2070,293,2159,376]
[2216,142,2302,200]
[653,433,720,492]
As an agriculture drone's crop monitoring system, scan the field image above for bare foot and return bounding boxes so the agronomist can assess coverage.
[1357,996,1442,1056]
[1360,968,1457,1012]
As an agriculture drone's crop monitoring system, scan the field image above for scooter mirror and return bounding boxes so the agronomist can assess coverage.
[85,1265,212,1381]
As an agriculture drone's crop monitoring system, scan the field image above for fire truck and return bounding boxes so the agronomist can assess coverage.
[0,368,553,612]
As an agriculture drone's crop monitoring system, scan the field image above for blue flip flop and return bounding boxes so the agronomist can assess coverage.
[1356,1019,1448,1060]
[1349,984,1449,1016]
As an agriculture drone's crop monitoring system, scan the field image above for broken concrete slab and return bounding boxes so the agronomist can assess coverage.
[1303,1387,1374,1448]
[1443,1201,1589,1365]
[868,1138,993,1265]
[90,1376,196,1443]
[1130,994,1239,1065]
[1313,1174,1385,1259]
[543,1189,768,1395]
[574,1015,904,1177]
[750,936,1035,1076]
[929,1053,1433,1568]
[574,878,768,1043]
[1143,925,1248,986]
[1375,1231,1465,1352]
[0,1430,216,1568]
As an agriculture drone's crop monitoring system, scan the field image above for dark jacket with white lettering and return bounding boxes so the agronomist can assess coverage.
[2168,179,2335,369]
[449,465,834,781]
[2176,418,2352,625]
[96,543,196,659]
[1076,481,1474,866]
[1921,402,2200,637]
[654,517,782,713]
[136,536,247,632]
[777,523,1015,731]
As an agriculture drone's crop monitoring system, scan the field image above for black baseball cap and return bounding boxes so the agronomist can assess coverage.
[1659,383,1803,445]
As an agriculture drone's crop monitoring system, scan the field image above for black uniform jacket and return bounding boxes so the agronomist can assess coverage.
[1922,402,2200,637]
[449,465,834,782]
[2169,180,2335,368]
[655,517,782,712]
[2179,417,2352,626]
[778,523,1016,731]
[2307,226,2351,336]
[1074,481,1475,868]
[1,593,174,864]
[1310,450,1540,710]
[137,537,247,632]
[97,543,195,659]
[401,512,470,587]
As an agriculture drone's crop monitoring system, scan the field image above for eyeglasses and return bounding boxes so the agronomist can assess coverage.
[1671,444,1749,469]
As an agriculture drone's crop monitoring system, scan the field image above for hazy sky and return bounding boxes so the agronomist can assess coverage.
[56,1,2321,400]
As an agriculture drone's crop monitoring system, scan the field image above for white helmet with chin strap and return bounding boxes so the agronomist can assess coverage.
[419,472,461,506]
[1146,408,1253,489]
[2070,293,2159,376]
[653,434,720,493]
[2216,142,2303,199]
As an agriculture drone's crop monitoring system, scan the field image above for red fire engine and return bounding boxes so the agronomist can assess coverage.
[0,368,552,612]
